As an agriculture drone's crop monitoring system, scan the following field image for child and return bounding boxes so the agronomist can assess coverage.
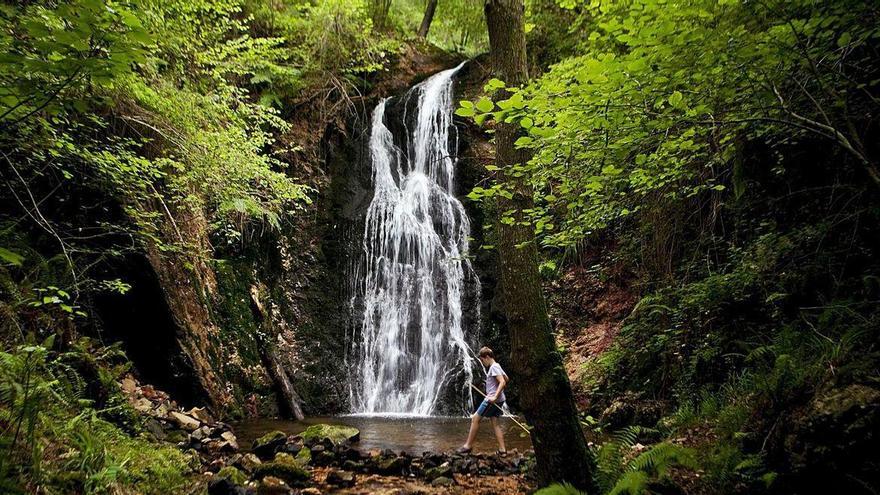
[457,346,508,454]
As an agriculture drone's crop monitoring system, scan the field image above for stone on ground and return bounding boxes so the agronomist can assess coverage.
[299,424,360,445]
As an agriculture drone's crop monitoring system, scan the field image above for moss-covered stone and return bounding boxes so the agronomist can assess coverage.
[300,424,360,445]
[295,447,312,466]
[252,430,287,459]
[216,466,247,485]
[252,461,310,486]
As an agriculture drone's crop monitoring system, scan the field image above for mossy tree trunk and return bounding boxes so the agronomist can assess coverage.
[484,0,595,489]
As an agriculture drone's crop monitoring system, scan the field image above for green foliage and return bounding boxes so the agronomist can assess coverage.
[535,482,585,495]
[535,427,696,495]
[461,0,880,249]
[0,339,192,493]
[391,0,487,55]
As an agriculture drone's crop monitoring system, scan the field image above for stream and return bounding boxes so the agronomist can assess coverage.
[234,416,532,454]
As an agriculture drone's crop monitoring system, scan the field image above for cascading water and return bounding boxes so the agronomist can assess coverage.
[350,62,478,416]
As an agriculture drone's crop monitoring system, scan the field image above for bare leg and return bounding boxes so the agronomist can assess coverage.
[490,417,506,452]
[463,413,481,449]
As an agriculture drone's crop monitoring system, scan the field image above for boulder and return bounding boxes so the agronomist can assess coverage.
[252,431,287,460]
[299,424,360,445]
[326,469,356,487]
[169,411,201,431]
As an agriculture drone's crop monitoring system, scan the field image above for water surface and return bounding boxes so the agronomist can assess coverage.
[234,415,532,454]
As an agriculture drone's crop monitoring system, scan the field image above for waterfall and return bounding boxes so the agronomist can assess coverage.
[350,62,477,416]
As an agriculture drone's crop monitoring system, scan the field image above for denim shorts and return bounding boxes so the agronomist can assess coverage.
[475,399,505,418]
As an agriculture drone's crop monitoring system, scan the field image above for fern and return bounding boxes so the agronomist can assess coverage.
[593,425,697,494]
[534,482,586,495]
[608,471,650,495]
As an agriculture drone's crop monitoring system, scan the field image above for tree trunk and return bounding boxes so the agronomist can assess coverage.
[484,0,595,489]
[369,0,393,32]
[417,0,438,38]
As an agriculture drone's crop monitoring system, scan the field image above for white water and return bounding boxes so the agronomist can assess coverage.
[351,62,477,415]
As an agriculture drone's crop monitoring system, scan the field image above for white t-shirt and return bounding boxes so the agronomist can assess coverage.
[485,362,507,403]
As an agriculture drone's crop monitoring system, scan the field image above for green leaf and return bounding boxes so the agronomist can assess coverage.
[0,247,24,266]
[514,136,533,147]
[475,97,495,113]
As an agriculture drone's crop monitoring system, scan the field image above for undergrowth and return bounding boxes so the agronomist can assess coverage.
[0,338,195,494]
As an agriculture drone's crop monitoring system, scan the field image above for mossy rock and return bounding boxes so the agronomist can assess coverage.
[295,447,312,466]
[252,430,287,459]
[216,466,247,485]
[424,465,453,481]
[300,424,359,445]
[252,461,310,486]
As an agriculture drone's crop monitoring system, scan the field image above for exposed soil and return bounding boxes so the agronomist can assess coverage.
[546,256,638,408]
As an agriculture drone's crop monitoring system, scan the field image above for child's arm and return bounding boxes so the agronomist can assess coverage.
[489,374,507,402]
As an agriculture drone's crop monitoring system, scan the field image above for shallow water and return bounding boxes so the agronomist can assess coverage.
[234,415,532,454]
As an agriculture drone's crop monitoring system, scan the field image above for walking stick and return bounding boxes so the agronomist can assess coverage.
[469,384,531,436]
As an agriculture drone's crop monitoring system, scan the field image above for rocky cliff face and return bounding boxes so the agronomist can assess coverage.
[97,46,478,420]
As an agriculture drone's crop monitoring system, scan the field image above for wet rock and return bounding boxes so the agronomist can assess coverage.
[299,489,321,495]
[252,431,287,460]
[431,476,455,487]
[300,424,360,446]
[326,469,356,487]
[169,411,201,431]
[342,459,363,471]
